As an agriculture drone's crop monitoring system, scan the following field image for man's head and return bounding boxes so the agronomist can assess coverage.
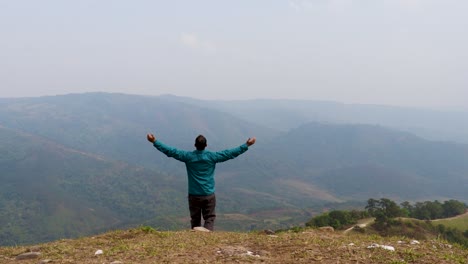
[195,135,207,150]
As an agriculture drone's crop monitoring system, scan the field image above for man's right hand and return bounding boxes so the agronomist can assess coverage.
[147,133,156,143]
[246,137,256,146]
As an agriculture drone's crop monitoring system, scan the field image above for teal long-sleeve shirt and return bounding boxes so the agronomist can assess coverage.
[153,141,249,195]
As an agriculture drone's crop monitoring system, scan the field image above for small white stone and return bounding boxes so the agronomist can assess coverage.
[94,249,103,255]
[410,240,420,245]
[381,245,395,251]
[367,243,379,249]
[243,251,260,257]
[367,243,394,251]
[193,226,211,232]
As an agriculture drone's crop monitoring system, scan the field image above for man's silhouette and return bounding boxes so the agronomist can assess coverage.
[147,133,256,231]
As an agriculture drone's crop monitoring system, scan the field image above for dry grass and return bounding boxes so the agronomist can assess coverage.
[1,227,467,263]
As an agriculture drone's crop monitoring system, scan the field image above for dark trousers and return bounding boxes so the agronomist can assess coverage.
[188,193,216,231]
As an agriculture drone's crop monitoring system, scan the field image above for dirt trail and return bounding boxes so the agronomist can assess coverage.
[343,218,375,234]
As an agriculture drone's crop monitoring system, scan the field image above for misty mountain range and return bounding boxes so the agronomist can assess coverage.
[0,92,467,245]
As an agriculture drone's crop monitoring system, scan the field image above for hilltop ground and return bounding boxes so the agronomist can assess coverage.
[1,227,467,264]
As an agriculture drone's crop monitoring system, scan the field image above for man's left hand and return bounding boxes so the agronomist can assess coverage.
[147,133,156,143]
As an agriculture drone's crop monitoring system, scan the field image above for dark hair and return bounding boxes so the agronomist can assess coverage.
[195,135,207,150]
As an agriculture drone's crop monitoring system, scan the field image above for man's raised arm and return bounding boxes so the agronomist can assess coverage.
[147,133,189,162]
[212,137,256,163]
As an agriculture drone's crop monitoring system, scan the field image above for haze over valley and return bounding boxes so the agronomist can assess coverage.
[1,93,467,245]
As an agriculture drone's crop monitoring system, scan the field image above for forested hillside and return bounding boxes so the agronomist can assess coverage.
[258,122,468,201]
[0,126,188,245]
[1,93,467,245]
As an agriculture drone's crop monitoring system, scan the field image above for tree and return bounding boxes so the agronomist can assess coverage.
[379,198,402,218]
[408,200,466,220]
[413,202,431,220]
[365,198,404,225]
[365,198,380,216]
[306,209,364,229]
[400,201,412,217]
[425,200,443,219]
[442,200,467,217]
[350,209,369,220]
[329,210,353,229]
[306,213,331,228]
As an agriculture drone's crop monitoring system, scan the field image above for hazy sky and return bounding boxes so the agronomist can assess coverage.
[1,0,467,109]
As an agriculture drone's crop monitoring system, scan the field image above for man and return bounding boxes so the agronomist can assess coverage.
[146,133,256,231]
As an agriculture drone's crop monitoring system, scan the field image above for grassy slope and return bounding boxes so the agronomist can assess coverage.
[0,228,467,264]
[432,212,468,231]
[396,212,468,233]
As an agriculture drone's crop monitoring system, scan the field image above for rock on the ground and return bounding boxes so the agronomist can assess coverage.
[15,252,41,260]
[217,246,267,258]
